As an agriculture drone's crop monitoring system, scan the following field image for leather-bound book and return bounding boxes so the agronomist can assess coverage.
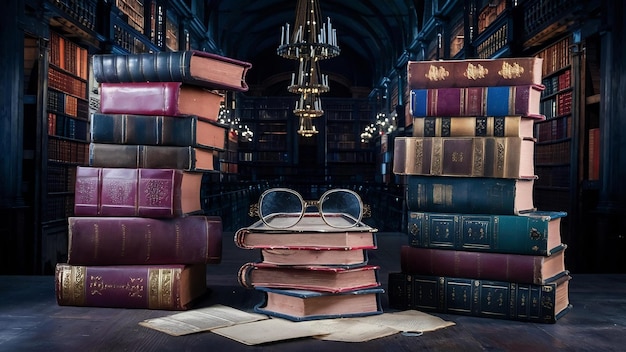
[404,175,535,215]
[387,271,572,324]
[412,116,543,138]
[393,136,536,178]
[410,85,544,117]
[254,287,384,322]
[67,215,222,265]
[99,82,223,122]
[74,166,203,217]
[90,113,228,150]
[259,247,372,267]
[88,143,217,171]
[55,263,207,310]
[91,50,251,91]
[238,263,380,293]
[407,210,567,256]
[400,244,567,285]
[407,57,543,89]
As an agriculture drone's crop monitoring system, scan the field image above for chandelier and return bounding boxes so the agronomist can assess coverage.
[278,0,339,136]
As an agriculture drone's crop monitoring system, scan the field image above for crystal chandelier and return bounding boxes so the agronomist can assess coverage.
[278,0,339,136]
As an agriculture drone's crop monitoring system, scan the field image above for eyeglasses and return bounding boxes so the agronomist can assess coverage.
[249,188,369,229]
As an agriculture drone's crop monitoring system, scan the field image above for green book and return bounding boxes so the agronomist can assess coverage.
[407,210,567,256]
[388,271,572,324]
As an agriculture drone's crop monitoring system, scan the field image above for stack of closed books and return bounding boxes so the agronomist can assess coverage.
[54,50,251,310]
[388,57,573,323]
[235,208,384,321]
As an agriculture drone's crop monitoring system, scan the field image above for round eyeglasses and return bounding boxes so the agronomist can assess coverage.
[250,188,365,229]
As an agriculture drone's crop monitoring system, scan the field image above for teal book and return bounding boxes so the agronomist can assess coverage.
[405,175,536,215]
[407,210,567,256]
[254,287,384,322]
[387,271,572,324]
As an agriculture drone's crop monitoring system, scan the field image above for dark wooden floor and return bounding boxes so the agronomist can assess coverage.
[1,231,625,351]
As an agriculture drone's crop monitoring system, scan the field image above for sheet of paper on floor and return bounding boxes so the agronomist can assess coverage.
[210,317,335,345]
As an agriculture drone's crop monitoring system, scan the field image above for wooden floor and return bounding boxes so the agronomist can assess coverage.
[1,231,626,351]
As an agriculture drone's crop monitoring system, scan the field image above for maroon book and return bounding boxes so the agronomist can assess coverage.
[99,82,223,122]
[55,263,207,310]
[400,245,567,285]
[74,166,203,218]
[67,215,222,265]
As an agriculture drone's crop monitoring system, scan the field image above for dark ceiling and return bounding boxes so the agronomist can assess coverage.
[205,0,424,97]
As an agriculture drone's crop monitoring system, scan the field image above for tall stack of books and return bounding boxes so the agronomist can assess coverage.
[54,50,251,310]
[235,207,384,321]
[388,58,573,323]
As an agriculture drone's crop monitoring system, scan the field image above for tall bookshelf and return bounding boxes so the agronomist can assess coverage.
[532,35,573,239]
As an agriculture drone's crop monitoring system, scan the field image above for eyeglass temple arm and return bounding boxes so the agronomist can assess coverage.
[248,203,259,217]
[363,204,371,218]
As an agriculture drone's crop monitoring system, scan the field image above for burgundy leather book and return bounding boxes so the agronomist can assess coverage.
[99,82,223,122]
[410,84,544,117]
[67,215,222,265]
[74,166,203,218]
[407,57,544,89]
[400,245,567,285]
[55,263,207,310]
[92,50,252,91]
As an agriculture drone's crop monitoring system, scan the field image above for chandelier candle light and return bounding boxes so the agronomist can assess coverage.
[278,0,339,136]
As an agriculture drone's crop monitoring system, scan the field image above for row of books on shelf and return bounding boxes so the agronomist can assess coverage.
[387,57,571,323]
[55,49,252,310]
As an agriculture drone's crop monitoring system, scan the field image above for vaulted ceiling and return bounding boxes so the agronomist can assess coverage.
[204,0,424,97]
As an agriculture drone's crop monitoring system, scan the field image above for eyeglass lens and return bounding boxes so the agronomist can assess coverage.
[259,189,303,228]
[320,190,361,227]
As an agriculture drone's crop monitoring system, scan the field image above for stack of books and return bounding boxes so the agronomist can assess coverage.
[235,212,384,321]
[54,50,251,310]
[388,57,573,323]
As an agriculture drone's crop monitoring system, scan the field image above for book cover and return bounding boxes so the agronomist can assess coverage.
[259,247,372,267]
[404,175,536,215]
[67,216,222,265]
[412,116,542,138]
[238,263,380,292]
[407,210,567,256]
[90,113,227,151]
[410,85,544,117]
[55,263,207,310]
[234,216,377,250]
[74,166,203,217]
[400,245,567,285]
[99,82,223,122]
[393,136,536,178]
[91,50,252,91]
[407,58,544,89]
[254,287,384,322]
[88,143,217,171]
[387,271,572,324]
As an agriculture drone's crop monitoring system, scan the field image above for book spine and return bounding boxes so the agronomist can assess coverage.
[410,85,543,117]
[404,175,535,215]
[388,272,569,323]
[399,245,558,285]
[55,263,206,310]
[407,211,565,255]
[412,116,540,138]
[407,58,544,89]
[393,136,534,178]
[67,216,222,265]
[90,113,198,147]
[74,166,184,218]
[92,51,187,84]
[88,143,204,170]
[99,82,187,116]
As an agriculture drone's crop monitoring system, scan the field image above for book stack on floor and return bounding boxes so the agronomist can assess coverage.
[54,50,251,310]
[235,211,384,321]
[388,57,573,323]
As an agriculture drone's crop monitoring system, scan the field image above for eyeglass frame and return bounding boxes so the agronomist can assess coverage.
[248,187,371,229]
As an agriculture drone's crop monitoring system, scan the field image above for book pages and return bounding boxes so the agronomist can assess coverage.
[138,304,268,336]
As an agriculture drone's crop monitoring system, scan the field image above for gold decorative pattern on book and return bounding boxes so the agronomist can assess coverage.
[425,65,450,81]
[498,62,525,79]
[149,268,174,309]
[432,138,443,175]
[463,63,488,80]
[473,141,484,176]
